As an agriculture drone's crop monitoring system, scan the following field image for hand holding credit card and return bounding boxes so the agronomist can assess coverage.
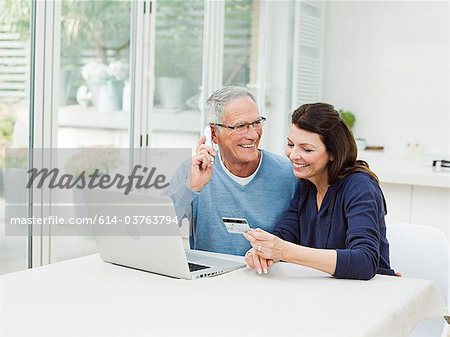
[222,217,251,234]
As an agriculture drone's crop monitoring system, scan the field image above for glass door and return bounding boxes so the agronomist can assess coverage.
[0,0,31,275]
[149,0,262,149]
[58,0,132,148]
[0,0,267,269]
[223,0,258,88]
[52,0,134,262]
[150,0,205,148]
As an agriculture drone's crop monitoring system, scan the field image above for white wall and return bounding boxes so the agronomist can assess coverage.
[322,1,449,154]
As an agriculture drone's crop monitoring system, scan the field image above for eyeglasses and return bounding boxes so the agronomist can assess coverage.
[211,117,266,135]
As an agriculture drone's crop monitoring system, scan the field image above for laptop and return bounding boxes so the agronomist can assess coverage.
[82,189,246,279]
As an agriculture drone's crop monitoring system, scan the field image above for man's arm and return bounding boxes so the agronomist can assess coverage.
[161,160,197,226]
[162,136,216,226]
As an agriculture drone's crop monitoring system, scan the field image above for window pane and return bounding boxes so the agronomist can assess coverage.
[58,0,132,148]
[0,0,31,275]
[223,0,257,87]
[52,0,133,263]
[152,0,204,148]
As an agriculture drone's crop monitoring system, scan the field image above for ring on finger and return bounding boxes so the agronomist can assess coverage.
[257,244,262,252]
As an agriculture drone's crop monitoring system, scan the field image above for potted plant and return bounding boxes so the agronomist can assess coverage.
[65,147,123,218]
[0,113,16,196]
[1,0,132,105]
[65,147,123,177]
[338,109,366,150]
[338,109,355,129]
[80,60,129,113]
[154,45,185,110]
[4,148,28,214]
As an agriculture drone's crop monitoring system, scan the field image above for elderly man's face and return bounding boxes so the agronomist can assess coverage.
[213,96,262,168]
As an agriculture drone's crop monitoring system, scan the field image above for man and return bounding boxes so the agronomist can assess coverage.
[166,86,296,256]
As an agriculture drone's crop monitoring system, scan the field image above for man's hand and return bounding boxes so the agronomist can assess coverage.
[189,135,217,192]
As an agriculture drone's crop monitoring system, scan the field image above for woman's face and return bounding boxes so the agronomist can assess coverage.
[285,124,332,185]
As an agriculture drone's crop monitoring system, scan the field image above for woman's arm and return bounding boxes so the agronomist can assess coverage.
[244,229,337,276]
[332,175,386,280]
[283,241,337,275]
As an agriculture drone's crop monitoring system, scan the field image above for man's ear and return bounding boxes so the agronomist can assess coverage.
[211,126,219,144]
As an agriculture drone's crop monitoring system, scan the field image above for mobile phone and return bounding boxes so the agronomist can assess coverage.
[203,125,213,147]
[222,217,251,234]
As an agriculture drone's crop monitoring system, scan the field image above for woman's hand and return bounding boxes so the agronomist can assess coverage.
[245,229,339,277]
[243,229,289,264]
[244,248,274,274]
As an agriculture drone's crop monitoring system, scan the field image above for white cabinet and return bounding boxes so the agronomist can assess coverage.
[359,151,450,239]
[382,183,450,238]
[381,183,411,224]
[410,186,450,236]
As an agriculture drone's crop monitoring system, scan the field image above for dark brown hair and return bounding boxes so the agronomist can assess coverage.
[291,102,379,184]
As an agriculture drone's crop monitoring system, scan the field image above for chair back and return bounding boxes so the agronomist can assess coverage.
[387,222,449,337]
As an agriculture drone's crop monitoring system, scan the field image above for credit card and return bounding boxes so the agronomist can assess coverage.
[222,217,251,234]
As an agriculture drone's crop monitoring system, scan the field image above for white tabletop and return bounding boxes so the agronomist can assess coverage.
[0,253,448,337]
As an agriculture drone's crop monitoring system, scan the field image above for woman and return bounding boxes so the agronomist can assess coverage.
[244,103,395,280]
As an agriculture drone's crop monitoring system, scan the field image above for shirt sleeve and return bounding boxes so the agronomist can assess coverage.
[333,176,384,280]
[161,160,199,227]
[271,182,301,244]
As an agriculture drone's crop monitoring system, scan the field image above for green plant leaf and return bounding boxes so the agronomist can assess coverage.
[338,109,356,129]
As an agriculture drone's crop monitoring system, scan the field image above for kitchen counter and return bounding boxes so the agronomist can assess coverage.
[358,150,450,188]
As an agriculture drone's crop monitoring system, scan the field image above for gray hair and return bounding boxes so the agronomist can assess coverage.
[205,86,257,124]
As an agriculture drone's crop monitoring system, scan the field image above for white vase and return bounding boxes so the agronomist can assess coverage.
[356,138,367,150]
[122,81,130,112]
[87,81,101,107]
[97,81,124,113]
[88,81,123,113]
[156,77,185,109]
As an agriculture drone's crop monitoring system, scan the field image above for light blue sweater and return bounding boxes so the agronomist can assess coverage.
[166,150,296,256]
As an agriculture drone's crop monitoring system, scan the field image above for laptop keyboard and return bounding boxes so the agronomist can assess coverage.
[188,262,210,272]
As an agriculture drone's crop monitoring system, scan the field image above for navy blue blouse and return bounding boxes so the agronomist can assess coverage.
[272,172,395,280]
